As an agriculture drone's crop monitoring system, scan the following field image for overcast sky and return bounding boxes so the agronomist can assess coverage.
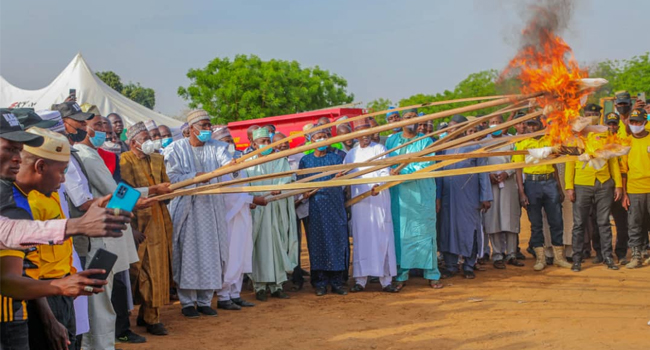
[1,0,648,117]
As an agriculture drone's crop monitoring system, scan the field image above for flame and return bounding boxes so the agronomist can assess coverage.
[502,14,589,146]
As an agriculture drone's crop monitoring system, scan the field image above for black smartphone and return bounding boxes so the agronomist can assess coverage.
[86,248,117,285]
[69,88,76,98]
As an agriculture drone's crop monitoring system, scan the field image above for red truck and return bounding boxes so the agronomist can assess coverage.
[227,107,365,150]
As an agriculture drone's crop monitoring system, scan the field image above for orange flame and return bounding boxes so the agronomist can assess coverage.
[503,19,588,146]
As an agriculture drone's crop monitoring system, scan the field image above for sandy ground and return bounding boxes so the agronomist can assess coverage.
[121,218,650,350]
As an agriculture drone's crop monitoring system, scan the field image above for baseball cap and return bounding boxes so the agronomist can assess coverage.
[23,127,70,162]
[51,102,94,121]
[629,108,647,123]
[605,112,620,125]
[11,108,58,130]
[615,91,631,104]
[0,109,44,147]
[583,103,602,113]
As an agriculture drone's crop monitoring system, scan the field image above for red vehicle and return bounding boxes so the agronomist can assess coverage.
[227,108,365,150]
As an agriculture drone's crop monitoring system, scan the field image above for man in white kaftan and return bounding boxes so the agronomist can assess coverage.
[164,110,231,318]
[343,119,398,293]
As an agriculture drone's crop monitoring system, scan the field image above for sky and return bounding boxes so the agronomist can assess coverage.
[1,0,648,117]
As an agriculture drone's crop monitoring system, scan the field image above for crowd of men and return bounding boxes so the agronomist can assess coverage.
[0,90,649,350]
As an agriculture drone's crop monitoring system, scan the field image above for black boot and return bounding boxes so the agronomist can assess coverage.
[571,259,581,272]
[604,257,619,270]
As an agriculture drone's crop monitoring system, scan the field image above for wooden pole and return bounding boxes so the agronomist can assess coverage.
[184,156,578,195]
[168,93,541,190]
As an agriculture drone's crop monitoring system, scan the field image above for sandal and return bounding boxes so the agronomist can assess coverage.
[429,280,444,289]
[493,260,506,269]
[507,258,525,267]
[463,270,476,279]
[395,282,406,291]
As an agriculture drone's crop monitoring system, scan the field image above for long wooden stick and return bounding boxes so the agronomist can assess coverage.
[168,93,540,190]
[345,110,543,206]
[265,103,536,202]
[186,156,578,195]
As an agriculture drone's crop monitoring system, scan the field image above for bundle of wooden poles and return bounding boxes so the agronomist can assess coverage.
[155,92,581,206]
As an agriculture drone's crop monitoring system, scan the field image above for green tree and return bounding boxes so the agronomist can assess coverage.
[365,98,393,125]
[96,71,156,109]
[178,54,354,124]
[398,69,501,127]
[589,52,650,102]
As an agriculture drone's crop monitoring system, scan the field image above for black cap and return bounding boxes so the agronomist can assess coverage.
[605,112,620,125]
[450,114,467,124]
[0,109,44,147]
[584,103,602,113]
[437,121,448,131]
[629,108,647,123]
[52,102,94,121]
[513,111,527,119]
[11,108,58,130]
[526,117,542,126]
[615,91,631,104]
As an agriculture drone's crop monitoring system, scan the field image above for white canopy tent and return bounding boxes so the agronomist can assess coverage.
[1,53,182,128]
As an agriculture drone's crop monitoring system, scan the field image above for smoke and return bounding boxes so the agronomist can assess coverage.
[516,0,575,50]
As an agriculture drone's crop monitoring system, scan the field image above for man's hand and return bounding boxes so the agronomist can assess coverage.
[132,229,146,245]
[622,194,631,210]
[334,172,345,178]
[489,174,499,185]
[566,189,576,203]
[519,191,530,207]
[633,98,645,110]
[497,172,509,183]
[253,196,268,207]
[44,318,70,350]
[436,198,441,213]
[135,197,157,210]
[151,183,172,196]
[65,195,131,238]
[270,191,281,196]
[614,187,623,202]
[50,269,108,297]
[480,201,492,213]
[370,184,380,196]
[390,169,400,176]
[558,187,565,203]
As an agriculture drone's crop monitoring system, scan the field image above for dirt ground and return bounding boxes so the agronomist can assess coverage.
[121,218,650,350]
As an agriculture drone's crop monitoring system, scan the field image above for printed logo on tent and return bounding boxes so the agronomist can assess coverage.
[2,113,19,127]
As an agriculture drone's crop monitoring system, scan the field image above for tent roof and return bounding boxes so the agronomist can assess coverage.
[1,53,182,127]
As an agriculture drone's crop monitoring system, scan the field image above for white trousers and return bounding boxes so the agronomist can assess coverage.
[217,274,244,301]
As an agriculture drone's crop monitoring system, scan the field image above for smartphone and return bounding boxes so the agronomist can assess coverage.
[69,88,76,98]
[86,248,118,284]
[639,92,646,102]
[106,182,141,213]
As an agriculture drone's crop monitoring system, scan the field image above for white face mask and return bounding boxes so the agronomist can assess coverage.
[227,144,236,155]
[152,139,162,149]
[138,139,156,155]
[629,124,645,135]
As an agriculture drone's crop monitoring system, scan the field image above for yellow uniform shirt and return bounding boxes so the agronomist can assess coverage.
[512,137,555,174]
[25,191,76,279]
[621,133,650,194]
[0,250,29,322]
[565,133,623,190]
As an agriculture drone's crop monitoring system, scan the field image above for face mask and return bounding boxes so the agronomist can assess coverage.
[313,138,328,152]
[629,124,645,135]
[196,130,212,142]
[269,133,275,141]
[616,105,631,116]
[161,137,173,148]
[89,129,106,147]
[439,132,448,139]
[68,127,87,143]
[138,140,156,155]
[392,127,402,132]
[405,124,418,133]
[489,124,502,136]
[260,145,274,156]
[227,144,236,155]
[152,139,162,149]
[101,141,121,154]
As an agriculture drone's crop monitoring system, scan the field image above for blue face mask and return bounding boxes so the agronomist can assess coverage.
[89,129,106,147]
[392,127,402,132]
[161,137,173,148]
[269,133,275,141]
[196,130,212,142]
[439,132,448,139]
[260,145,274,156]
[317,146,328,152]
